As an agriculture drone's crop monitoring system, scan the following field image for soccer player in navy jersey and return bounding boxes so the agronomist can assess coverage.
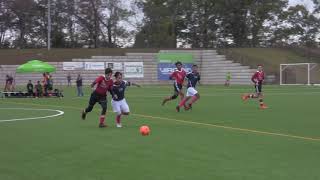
[162,61,187,106]
[111,72,140,128]
[176,64,201,112]
[82,68,114,128]
[242,65,268,109]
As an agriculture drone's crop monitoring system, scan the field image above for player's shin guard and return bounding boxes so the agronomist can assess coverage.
[116,114,121,124]
[99,115,105,124]
[190,95,199,105]
[178,98,188,107]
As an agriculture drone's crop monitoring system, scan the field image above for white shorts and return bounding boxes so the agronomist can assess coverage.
[111,99,130,114]
[186,87,198,97]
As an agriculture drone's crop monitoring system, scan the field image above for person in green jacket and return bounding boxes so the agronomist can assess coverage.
[225,72,231,87]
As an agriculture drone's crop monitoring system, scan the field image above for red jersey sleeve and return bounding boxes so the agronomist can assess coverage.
[251,72,258,83]
[95,76,104,84]
[169,71,176,80]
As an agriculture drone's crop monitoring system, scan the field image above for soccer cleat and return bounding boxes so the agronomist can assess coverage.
[116,123,122,128]
[81,110,87,120]
[176,106,180,112]
[242,94,249,101]
[99,123,107,128]
[260,104,268,109]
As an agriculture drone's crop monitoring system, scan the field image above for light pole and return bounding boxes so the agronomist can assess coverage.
[47,0,51,50]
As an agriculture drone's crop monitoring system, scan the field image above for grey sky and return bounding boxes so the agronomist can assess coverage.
[288,0,315,10]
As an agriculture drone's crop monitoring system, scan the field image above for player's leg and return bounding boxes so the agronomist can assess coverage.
[187,87,200,109]
[242,85,259,101]
[177,87,197,111]
[162,83,180,106]
[98,96,108,127]
[82,92,97,120]
[258,84,267,109]
[117,99,130,128]
[112,100,122,128]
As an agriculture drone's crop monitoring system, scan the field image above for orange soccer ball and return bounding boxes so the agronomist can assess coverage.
[140,125,150,136]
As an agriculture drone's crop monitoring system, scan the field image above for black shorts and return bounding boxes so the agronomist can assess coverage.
[89,91,107,108]
[173,83,183,93]
[255,84,262,93]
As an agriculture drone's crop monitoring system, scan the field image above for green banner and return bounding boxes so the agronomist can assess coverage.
[157,53,194,63]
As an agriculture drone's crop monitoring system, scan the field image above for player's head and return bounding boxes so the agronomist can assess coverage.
[114,71,123,82]
[175,61,183,70]
[37,81,40,84]
[257,64,263,71]
[104,68,113,79]
[192,64,198,72]
[28,80,31,83]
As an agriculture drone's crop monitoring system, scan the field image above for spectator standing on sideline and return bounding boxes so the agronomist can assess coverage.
[67,73,72,86]
[47,74,53,94]
[42,73,49,96]
[76,74,84,97]
[4,75,14,92]
[27,80,34,97]
[35,81,43,97]
[225,72,231,87]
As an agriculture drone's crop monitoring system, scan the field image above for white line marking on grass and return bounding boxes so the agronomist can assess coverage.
[2,101,320,142]
[0,108,64,122]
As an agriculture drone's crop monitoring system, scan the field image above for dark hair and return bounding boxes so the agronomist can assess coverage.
[175,61,182,66]
[192,64,198,67]
[114,71,122,78]
[105,68,113,75]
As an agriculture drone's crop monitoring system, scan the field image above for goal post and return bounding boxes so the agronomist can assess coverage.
[280,63,320,85]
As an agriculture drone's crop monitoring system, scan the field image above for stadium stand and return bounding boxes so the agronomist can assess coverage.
[0,50,255,86]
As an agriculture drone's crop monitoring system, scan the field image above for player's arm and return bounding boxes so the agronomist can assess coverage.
[183,74,190,87]
[125,80,141,88]
[169,71,176,80]
[91,76,103,88]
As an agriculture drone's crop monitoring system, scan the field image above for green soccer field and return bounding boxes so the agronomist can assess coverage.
[0,85,320,180]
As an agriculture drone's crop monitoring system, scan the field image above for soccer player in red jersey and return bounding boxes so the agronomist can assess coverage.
[242,65,268,109]
[82,68,114,128]
[162,61,187,106]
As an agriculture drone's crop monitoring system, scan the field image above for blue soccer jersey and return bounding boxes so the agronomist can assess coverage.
[111,80,131,101]
[186,72,200,88]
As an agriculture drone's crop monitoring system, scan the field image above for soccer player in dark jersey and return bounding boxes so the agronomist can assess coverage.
[82,68,114,128]
[162,61,187,106]
[242,65,268,109]
[111,72,140,128]
[176,64,201,112]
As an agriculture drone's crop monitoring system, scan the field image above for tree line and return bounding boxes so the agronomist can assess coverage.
[0,0,319,49]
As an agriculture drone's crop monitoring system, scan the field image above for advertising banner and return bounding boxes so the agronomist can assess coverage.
[63,62,84,70]
[124,62,144,78]
[106,62,123,70]
[157,53,194,80]
[84,62,105,70]
[158,63,193,80]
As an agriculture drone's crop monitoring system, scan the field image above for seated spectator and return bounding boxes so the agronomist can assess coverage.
[35,81,43,97]
[27,80,34,97]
